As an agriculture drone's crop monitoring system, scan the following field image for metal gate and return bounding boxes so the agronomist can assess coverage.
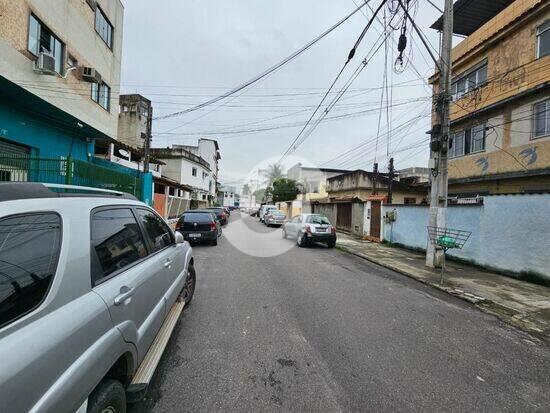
[336,203,352,231]
[370,201,381,238]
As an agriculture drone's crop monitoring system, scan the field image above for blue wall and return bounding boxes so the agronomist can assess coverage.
[0,102,92,160]
[382,194,550,280]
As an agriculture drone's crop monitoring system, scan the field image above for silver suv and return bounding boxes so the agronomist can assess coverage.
[0,183,196,413]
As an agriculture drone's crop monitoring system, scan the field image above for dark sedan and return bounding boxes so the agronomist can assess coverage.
[176,211,221,245]
[205,207,229,225]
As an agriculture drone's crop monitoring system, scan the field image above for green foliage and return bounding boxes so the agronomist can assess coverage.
[262,163,284,186]
[272,178,299,203]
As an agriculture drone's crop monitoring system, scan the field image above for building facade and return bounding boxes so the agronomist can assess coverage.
[430,0,550,195]
[287,163,352,201]
[177,139,220,201]
[117,94,150,149]
[0,0,123,159]
[151,145,214,204]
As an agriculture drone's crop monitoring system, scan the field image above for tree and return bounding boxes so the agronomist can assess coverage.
[262,163,284,186]
[253,188,266,202]
[272,178,300,203]
[242,183,251,195]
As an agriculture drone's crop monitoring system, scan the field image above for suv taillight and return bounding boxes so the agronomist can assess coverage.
[304,224,312,234]
[175,221,182,230]
[331,226,336,235]
[210,222,217,231]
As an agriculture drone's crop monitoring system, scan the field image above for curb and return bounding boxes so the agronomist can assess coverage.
[336,244,549,342]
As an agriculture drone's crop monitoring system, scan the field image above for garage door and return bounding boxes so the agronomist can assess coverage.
[336,203,352,231]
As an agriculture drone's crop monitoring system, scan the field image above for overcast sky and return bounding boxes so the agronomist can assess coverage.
[120,0,444,186]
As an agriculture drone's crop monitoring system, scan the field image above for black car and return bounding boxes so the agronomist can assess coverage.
[205,207,228,225]
[176,210,221,245]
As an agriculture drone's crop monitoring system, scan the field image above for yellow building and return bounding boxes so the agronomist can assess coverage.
[430,0,550,195]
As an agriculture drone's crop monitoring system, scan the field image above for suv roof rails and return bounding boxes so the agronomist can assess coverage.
[0,182,139,202]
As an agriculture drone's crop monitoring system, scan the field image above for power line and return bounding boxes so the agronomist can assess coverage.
[152,2,371,121]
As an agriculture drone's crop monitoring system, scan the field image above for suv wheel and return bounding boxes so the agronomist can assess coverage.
[180,265,196,308]
[87,379,126,413]
[297,232,307,248]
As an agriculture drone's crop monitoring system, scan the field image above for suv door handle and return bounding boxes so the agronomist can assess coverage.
[163,259,173,268]
[114,286,135,306]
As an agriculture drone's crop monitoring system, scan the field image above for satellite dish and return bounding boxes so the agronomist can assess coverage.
[118,149,130,159]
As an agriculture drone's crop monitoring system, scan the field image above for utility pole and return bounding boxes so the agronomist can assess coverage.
[387,157,394,204]
[143,100,153,173]
[372,162,379,194]
[426,0,453,268]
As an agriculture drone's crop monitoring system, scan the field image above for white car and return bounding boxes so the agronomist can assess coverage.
[258,205,277,223]
[282,213,337,248]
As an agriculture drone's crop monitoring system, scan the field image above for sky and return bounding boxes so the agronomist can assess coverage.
[120,0,445,187]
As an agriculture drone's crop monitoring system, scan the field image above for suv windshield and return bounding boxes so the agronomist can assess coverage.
[306,215,331,225]
[184,213,214,223]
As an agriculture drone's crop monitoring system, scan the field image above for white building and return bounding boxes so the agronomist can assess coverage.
[219,185,237,207]
[151,146,214,204]
[176,139,220,200]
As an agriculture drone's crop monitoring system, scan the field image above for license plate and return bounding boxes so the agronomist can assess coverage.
[189,233,201,238]
[316,228,327,232]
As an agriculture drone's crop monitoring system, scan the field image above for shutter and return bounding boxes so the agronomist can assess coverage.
[0,139,30,156]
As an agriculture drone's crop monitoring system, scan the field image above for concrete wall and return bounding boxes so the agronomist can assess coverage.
[381,194,550,280]
[313,204,336,226]
[351,202,364,237]
[0,0,124,139]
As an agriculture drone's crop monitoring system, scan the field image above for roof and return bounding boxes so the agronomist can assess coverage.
[430,0,515,36]
[0,183,138,202]
[153,175,194,192]
[327,169,426,193]
[150,147,211,170]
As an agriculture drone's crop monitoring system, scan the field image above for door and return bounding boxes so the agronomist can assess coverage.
[336,203,352,231]
[135,207,187,308]
[91,207,167,362]
[288,215,303,237]
[370,201,381,238]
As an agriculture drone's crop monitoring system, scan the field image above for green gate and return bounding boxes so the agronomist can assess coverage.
[0,155,143,199]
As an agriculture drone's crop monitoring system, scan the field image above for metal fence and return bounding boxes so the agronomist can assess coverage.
[0,154,143,199]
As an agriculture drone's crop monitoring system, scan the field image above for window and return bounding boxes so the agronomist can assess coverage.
[192,167,197,177]
[537,21,550,59]
[95,7,113,48]
[91,82,111,111]
[451,63,488,100]
[534,99,550,138]
[0,213,61,328]
[135,209,174,253]
[28,14,64,74]
[306,215,330,225]
[449,124,485,158]
[471,124,486,153]
[90,209,147,284]
[449,131,465,158]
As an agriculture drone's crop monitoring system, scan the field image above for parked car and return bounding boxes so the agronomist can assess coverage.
[249,207,260,217]
[282,213,337,248]
[205,207,228,225]
[258,204,277,223]
[264,209,287,227]
[0,182,196,412]
[176,210,221,245]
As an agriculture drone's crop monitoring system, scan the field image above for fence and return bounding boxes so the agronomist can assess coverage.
[0,154,144,199]
[381,194,550,281]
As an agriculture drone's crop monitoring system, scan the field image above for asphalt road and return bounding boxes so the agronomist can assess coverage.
[131,212,550,412]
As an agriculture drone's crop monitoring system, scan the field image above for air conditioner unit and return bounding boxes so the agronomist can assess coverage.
[35,53,57,75]
[80,67,102,83]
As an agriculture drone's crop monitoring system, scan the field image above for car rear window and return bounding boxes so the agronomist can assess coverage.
[306,215,331,225]
[183,212,213,223]
[0,213,62,328]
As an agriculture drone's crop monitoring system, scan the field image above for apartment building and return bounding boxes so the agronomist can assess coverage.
[430,0,550,195]
[150,145,214,204]
[0,0,123,160]
[286,163,352,201]
[177,139,221,201]
[117,94,150,149]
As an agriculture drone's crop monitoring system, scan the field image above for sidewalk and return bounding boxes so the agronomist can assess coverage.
[336,233,550,341]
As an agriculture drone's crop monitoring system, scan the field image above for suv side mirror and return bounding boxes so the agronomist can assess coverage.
[175,231,185,244]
